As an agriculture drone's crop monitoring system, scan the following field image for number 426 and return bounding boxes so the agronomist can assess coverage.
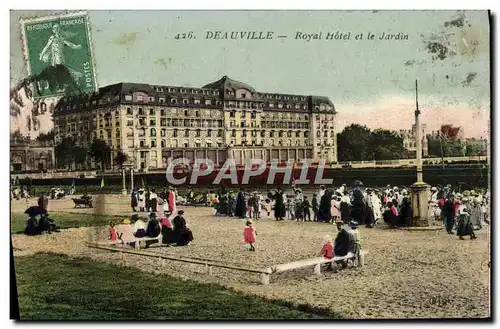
[174,32,195,39]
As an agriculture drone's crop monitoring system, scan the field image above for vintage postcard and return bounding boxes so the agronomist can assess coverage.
[10,10,491,320]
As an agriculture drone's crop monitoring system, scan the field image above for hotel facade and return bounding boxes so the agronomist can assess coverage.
[53,76,337,170]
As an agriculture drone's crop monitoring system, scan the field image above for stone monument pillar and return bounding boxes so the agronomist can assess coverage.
[410,80,430,227]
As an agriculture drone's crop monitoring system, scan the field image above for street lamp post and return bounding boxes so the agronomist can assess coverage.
[121,167,127,196]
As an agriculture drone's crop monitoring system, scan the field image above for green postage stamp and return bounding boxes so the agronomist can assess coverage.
[20,11,98,99]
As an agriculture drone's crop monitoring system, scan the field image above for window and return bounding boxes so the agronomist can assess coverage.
[241,93,246,99]
[278,103,283,109]
[317,131,321,137]
[279,131,283,138]
[151,140,156,147]
[180,88,186,93]
[160,119,167,126]
[287,131,292,137]
[173,129,178,137]
[184,110,189,117]
[161,129,166,137]
[196,130,201,137]
[216,101,222,106]
[140,140,145,148]
[260,131,265,137]
[217,130,222,137]
[127,107,133,115]
[194,99,201,105]
[231,130,236,137]
[160,109,165,116]
[183,99,189,104]
[270,131,274,138]
[159,98,165,103]
[195,111,200,117]
[296,131,301,138]
[213,91,219,95]
[171,98,178,104]
[150,128,156,137]
[269,103,275,108]
[116,129,120,137]
[161,140,166,148]
[207,129,212,136]
[149,119,156,126]
[324,131,328,137]
[138,108,144,115]
[149,108,155,115]
[205,99,212,105]
[137,95,143,101]
[124,95,132,101]
[184,130,189,137]
[251,112,256,119]
[230,111,235,118]
[149,97,155,102]
[127,119,133,126]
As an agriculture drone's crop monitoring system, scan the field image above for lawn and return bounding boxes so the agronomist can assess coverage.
[10,213,125,234]
[13,253,341,320]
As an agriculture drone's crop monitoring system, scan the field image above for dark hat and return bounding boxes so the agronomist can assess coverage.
[178,210,185,215]
[149,212,156,218]
[349,221,359,228]
[131,214,139,222]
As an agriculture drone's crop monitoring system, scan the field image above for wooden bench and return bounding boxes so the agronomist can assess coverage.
[261,250,368,285]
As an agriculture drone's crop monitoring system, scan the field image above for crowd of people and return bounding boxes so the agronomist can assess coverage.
[209,181,489,241]
[109,209,193,248]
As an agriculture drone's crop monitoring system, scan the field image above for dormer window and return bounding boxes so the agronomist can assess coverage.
[125,95,132,101]
[241,93,246,99]
[149,97,155,102]
[194,99,201,105]
[286,104,291,109]
[205,99,212,105]
[213,91,219,95]
[278,103,283,109]
[159,97,165,103]
[183,99,189,104]
[269,103,275,108]
[180,88,186,93]
[137,95,144,101]
[171,98,178,104]
[192,90,198,94]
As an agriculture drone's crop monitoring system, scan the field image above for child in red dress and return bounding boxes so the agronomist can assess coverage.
[243,220,257,251]
[108,222,118,241]
[320,235,334,270]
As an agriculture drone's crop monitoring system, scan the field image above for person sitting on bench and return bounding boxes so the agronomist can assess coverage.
[160,210,175,245]
[172,210,193,246]
[146,212,161,238]
[320,235,334,270]
[132,214,147,238]
[333,219,353,269]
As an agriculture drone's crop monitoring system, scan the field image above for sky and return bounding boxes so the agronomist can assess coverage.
[10,10,490,138]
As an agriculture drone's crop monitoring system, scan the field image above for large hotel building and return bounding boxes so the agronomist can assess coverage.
[53,76,338,169]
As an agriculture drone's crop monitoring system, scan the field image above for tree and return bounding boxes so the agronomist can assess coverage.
[89,139,111,169]
[114,150,128,169]
[55,136,77,169]
[337,125,406,161]
[337,124,373,161]
[73,146,88,169]
[371,129,405,160]
[36,130,55,143]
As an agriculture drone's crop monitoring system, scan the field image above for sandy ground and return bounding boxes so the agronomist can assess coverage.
[11,197,491,319]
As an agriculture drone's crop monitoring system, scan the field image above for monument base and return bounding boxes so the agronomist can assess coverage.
[410,181,431,227]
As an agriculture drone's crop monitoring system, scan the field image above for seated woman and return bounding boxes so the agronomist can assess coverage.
[38,213,60,233]
[172,210,193,246]
[160,210,175,245]
[116,218,135,246]
[25,216,40,236]
[333,220,353,269]
[132,214,147,238]
[146,212,161,238]
[383,202,399,228]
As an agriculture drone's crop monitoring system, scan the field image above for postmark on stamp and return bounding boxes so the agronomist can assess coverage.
[20,11,98,100]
